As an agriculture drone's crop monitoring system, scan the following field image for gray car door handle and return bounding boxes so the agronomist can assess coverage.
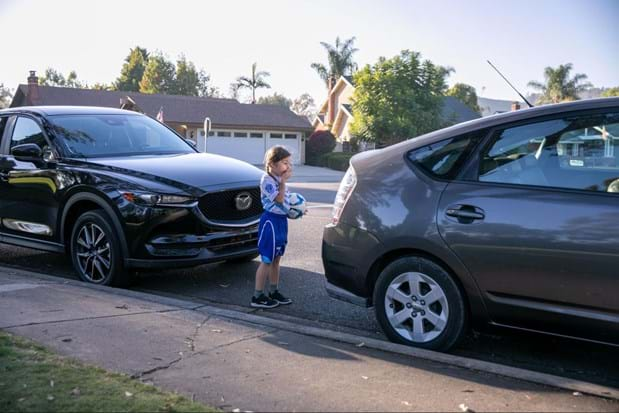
[446,206,485,221]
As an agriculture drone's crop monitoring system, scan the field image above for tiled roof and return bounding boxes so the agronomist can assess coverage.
[441,96,481,123]
[12,85,312,131]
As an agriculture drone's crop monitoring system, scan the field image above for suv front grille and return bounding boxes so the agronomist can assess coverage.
[199,187,263,223]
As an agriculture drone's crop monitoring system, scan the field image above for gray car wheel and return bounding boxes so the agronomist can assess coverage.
[374,256,467,351]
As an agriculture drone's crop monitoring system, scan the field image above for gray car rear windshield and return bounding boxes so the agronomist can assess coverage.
[408,131,482,180]
[48,114,194,158]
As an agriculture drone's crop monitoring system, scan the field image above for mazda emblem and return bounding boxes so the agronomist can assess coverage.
[235,192,252,211]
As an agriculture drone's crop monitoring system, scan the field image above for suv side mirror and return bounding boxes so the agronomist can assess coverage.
[11,143,43,160]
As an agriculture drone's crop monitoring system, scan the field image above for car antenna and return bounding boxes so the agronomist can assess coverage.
[487,60,534,108]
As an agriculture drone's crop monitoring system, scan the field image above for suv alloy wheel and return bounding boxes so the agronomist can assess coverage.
[70,210,129,287]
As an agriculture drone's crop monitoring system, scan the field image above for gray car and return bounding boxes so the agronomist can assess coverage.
[322,97,619,351]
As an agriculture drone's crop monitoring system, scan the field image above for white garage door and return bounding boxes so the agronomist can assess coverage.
[200,129,301,165]
[266,132,301,165]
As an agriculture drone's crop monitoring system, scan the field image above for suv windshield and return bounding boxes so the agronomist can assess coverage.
[48,114,195,158]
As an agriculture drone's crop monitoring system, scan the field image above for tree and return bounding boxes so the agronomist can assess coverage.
[175,60,217,98]
[234,62,271,104]
[115,46,149,92]
[601,87,619,97]
[139,53,176,94]
[91,83,112,91]
[174,55,201,96]
[311,36,358,87]
[446,83,481,114]
[0,83,12,108]
[527,63,592,104]
[257,93,292,108]
[349,50,452,146]
[39,68,87,88]
[306,130,337,164]
[291,93,317,120]
[229,83,240,100]
[196,70,220,98]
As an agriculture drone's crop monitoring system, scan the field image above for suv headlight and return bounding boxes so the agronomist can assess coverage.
[120,191,197,207]
[332,166,357,225]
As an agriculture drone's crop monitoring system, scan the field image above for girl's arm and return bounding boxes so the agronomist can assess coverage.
[275,171,292,203]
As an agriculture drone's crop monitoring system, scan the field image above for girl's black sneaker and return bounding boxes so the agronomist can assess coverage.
[251,294,279,309]
[269,291,292,305]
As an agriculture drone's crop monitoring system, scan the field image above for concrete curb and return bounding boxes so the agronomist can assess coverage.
[3,265,617,401]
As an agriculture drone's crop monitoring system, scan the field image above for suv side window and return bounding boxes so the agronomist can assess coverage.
[10,116,48,151]
[408,131,483,180]
[0,116,8,148]
[479,112,619,193]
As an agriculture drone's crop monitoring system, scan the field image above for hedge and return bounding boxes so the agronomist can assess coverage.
[313,152,354,171]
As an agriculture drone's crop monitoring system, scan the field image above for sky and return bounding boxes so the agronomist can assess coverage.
[1,0,617,105]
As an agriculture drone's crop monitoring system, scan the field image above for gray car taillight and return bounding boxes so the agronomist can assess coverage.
[332,166,357,225]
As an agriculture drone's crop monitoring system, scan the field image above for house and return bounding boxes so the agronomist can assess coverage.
[313,75,481,151]
[312,76,356,151]
[10,71,312,164]
[477,96,526,117]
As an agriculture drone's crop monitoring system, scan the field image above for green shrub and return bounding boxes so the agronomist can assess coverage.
[317,152,354,171]
[306,130,336,165]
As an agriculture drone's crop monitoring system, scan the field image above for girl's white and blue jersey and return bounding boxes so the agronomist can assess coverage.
[258,174,289,263]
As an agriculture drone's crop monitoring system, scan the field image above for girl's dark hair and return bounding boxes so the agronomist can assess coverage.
[264,145,291,173]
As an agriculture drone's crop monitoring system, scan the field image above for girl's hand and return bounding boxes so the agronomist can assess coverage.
[281,169,293,182]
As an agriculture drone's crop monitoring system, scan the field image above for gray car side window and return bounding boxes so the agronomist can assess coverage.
[479,112,619,194]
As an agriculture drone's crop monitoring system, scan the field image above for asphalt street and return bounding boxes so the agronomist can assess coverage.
[0,179,617,389]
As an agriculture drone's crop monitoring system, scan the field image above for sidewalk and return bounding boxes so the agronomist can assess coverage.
[1,267,617,412]
[288,164,345,183]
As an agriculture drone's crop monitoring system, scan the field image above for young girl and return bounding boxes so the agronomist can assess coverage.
[251,146,294,308]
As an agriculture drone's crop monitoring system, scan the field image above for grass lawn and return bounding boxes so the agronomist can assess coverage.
[0,331,217,412]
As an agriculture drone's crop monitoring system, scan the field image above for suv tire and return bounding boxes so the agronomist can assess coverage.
[70,210,130,287]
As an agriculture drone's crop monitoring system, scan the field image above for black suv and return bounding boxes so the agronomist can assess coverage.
[0,106,263,286]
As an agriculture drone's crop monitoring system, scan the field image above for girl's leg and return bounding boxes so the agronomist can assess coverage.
[267,256,291,304]
[255,262,271,295]
[269,256,281,288]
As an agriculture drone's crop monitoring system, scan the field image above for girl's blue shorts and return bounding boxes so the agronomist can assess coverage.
[258,211,288,264]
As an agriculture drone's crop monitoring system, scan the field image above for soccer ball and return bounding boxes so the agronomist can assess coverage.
[287,192,306,219]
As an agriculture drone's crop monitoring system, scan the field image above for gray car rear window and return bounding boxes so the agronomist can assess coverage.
[407,132,482,180]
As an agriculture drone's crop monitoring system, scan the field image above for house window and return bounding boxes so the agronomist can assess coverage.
[250,132,264,138]
[234,132,248,138]
[217,131,231,137]
[270,133,283,139]
[285,133,297,140]
[208,131,215,137]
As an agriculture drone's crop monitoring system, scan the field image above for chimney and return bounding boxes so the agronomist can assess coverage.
[326,76,336,126]
[27,70,40,106]
[511,102,521,111]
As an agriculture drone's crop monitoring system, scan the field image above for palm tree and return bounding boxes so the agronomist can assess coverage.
[311,36,359,88]
[528,63,592,104]
[234,62,271,104]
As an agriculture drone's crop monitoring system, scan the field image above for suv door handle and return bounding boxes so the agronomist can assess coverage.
[445,205,485,222]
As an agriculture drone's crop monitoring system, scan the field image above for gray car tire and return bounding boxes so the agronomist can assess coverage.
[374,256,467,351]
